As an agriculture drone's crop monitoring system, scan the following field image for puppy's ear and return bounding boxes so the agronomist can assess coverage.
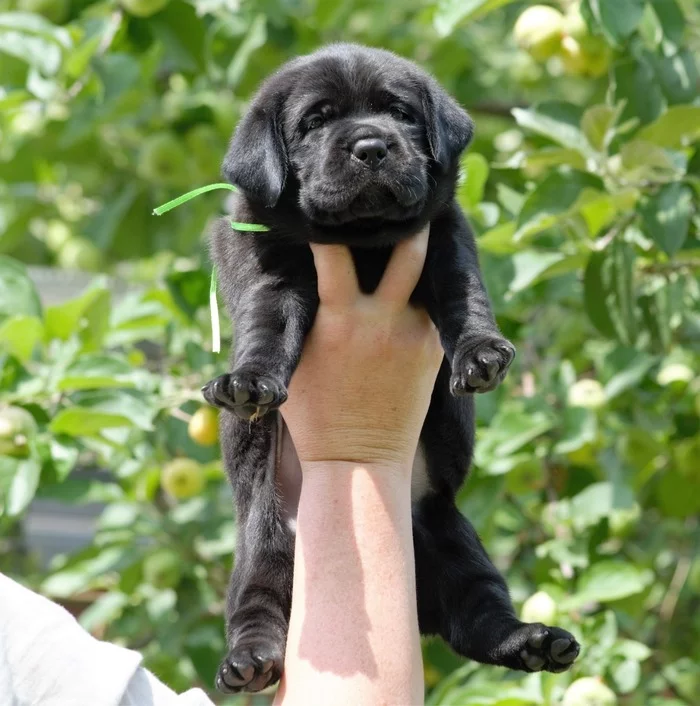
[422,82,474,170]
[222,99,287,207]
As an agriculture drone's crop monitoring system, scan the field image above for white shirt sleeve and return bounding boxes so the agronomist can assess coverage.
[0,573,215,706]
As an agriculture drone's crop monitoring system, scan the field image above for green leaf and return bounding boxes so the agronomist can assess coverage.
[434,0,517,37]
[571,481,636,531]
[583,239,639,345]
[41,545,132,598]
[602,347,656,399]
[513,102,591,155]
[613,659,642,694]
[227,14,267,88]
[478,223,518,255]
[50,436,79,482]
[57,356,136,390]
[650,0,685,46]
[516,170,603,240]
[0,256,42,323]
[581,105,618,152]
[0,11,71,75]
[71,389,155,431]
[565,560,654,608]
[613,57,664,126]
[166,269,210,319]
[0,315,42,361]
[509,251,587,293]
[458,153,489,210]
[45,282,111,349]
[583,0,646,45]
[79,592,128,633]
[49,407,134,436]
[648,49,700,105]
[637,105,700,148]
[639,183,693,256]
[3,455,40,516]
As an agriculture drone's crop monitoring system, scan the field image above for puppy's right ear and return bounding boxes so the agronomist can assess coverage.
[222,100,287,207]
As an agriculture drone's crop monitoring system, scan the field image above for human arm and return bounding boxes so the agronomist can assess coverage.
[275,226,442,706]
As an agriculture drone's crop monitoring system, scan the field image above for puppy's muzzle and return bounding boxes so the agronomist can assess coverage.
[351,137,388,171]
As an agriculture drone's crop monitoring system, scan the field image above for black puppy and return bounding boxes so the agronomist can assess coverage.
[203,44,580,694]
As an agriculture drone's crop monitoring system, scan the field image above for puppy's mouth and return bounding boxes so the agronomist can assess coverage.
[300,173,428,226]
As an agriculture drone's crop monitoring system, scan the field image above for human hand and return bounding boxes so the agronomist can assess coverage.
[281,225,443,470]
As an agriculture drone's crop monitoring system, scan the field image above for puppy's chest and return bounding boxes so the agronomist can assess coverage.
[351,247,431,304]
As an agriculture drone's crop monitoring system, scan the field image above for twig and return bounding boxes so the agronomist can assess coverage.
[169,408,193,424]
[659,554,692,624]
[642,259,700,274]
[592,213,636,251]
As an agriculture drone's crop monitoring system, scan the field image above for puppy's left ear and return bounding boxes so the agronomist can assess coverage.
[222,98,287,207]
[422,82,474,170]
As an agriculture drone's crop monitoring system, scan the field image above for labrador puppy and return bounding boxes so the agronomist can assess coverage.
[202,43,580,694]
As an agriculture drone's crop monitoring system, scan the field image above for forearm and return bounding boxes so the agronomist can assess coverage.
[275,462,424,706]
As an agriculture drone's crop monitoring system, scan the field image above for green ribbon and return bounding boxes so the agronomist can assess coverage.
[154,183,270,353]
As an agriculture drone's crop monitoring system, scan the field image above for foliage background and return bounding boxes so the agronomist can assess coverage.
[1,0,699,703]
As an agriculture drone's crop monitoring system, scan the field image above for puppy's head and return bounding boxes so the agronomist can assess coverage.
[223,44,473,242]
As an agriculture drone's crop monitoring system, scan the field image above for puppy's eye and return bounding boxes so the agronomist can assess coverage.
[307,115,325,130]
[390,105,412,122]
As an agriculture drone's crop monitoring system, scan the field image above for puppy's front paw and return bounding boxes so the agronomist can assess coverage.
[216,641,283,694]
[514,623,580,673]
[202,370,287,420]
[450,337,515,395]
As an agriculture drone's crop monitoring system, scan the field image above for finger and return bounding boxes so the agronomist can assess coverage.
[310,243,359,306]
[375,225,430,308]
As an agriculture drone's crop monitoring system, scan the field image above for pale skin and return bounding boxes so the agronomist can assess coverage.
[274,226,443,706]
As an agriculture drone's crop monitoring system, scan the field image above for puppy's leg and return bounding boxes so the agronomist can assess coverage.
[428,210,515,395]
[202,286,312,420]
[216,412,294,694]
[414,495,580,673]
[416,377,579,673]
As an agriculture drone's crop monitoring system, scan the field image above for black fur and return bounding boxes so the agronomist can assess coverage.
[203,44,579,694]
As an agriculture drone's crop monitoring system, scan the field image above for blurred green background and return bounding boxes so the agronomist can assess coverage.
[1,0,699,704]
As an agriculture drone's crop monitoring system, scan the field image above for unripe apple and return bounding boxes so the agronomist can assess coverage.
[188,407,219,447]
[562,677,617,706]
[521,591,557,624]
[161,458,205,499]
[568,380,606,409]
[0,406,37,458]
[514,6,565,62]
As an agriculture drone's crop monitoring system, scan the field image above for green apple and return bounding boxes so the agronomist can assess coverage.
[568,379,606,409]
[161,458,205,499]
[57,238,103,272]
[0,406,37,458]
[188,406,219,447]
[138,132,189,187]
[521,591,557,624]
[514,5,565,62]
[563,677,617,706]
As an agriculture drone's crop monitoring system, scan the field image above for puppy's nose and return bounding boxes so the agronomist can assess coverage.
[351,138,388,170]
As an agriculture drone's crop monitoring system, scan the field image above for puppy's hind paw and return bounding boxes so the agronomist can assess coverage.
[515,624,580,673]
[216,642,283,694]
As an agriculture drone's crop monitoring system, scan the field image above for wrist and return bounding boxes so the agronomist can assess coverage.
[299,459,411,481]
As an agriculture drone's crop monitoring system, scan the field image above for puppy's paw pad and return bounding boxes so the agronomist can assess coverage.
[215,645,283,694]
[519,625,580,673]
[202,371,287,420]
[450,338,515,395]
